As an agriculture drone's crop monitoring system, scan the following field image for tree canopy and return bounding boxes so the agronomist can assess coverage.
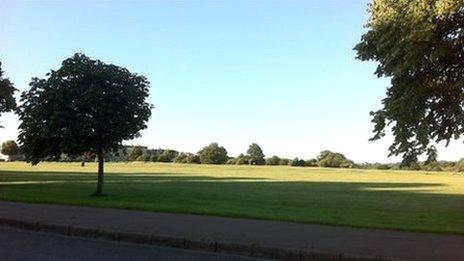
[317,150,354,168]
[197,143,228,164]
[247,143,265,165]
[1,140,19,156]
[425,145,439,165]
[355,0,464,166]
[266,155,281,165]
[17,53,153,194]
[0,62,17,127]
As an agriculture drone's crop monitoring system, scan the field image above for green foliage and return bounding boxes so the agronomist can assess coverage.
[279,158,291,166]
[0,62,17,127]
[360,162,393,170]
[137,152,151,162]
[455,159,464,172]
[17,53,153,164]
[197,143,228,164]
[174,152,200,164]
[355,0,464,164]
[157,150,178,163]
[59,153,82,162]
[226,156,236,165]
[150,154,159,162]
[266,155,281,165]
[173,152,188,163]
[290,157,306,167]
[340,161,355,169]
[234,153,250,165]
[246,143,265,165]
[422,162,443,172]
[317,150,354,168]
[129,147,144,161]
[440,161,456,171]
[400,152,420,170]
[185,153,200,164]
[420,145,441,171]
[305,159,318,167]
[1,140,19,156]
[148,149,164,162]
[186,153,200,163]
[424,146,438,166]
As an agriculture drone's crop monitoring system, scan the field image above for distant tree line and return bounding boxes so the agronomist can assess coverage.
[2,139,463,172]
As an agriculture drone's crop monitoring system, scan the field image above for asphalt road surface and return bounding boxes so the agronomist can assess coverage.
[0,226,270,261]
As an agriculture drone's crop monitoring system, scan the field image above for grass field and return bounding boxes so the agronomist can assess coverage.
[0,162,463,234]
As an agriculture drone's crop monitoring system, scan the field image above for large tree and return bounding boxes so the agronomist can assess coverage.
[247,143,265,165]
[1,140,19,160]
[17,53,153,195]
[355,0,464,166]
[198,143,228,164]
[317,150,354,168]
[0,62,17,126]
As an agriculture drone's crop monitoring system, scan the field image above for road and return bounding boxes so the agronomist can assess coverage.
[0,226,270,261]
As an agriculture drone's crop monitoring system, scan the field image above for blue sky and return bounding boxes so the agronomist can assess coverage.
[1,0,462,162]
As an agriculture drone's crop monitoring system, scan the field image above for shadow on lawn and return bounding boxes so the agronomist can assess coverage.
[1,169,464,233]
[0,171,269,182]
[0,170,454,197]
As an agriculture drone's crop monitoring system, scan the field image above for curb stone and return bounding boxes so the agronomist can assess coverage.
[0,217,391,261]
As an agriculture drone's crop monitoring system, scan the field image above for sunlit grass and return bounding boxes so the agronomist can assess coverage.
[0,162,463,234]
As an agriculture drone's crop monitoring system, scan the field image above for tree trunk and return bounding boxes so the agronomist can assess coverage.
[95,149,105,195]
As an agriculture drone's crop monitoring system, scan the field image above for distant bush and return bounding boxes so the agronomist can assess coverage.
[1,140,20,161]
[362,163,393,170]
[340,160,355,168]
[235,153,250,165]
[399,152,421,170]
[158,150,179,162]
[374,163,392,170]
[150,153,159,162]
[174,153,188,163]
[290,158,306,167]
[198,143,228,164]
[439,161,456,171]
[174,152,200,164]
[279,158,290,166]
[423,162,442,172]
[135,151,151,162]
[424,146,438,166]
[455,159,464,172]
[226,158,235,164]
[401,162,421,171]
[227,154,250,165]
[185,153,200,164]
[59,153,81,162]
[420,146,441,171]
[129,147,144,161]
[266,156,281,165]
[317,150,353,168]
[304,159,318,167]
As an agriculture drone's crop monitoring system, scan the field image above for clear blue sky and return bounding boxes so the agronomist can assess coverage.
[0,0,462,162]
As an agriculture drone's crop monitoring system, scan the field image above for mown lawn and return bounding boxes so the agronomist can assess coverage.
[0,162,463,234]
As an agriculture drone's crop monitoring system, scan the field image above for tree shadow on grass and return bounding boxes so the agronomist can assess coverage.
[0,169,463,233]
[0,170,269,182]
